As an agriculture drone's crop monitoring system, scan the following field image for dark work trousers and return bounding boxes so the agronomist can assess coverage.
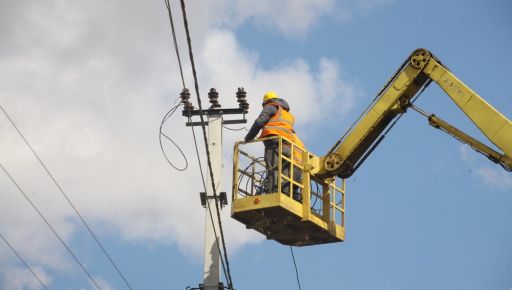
[264,141,302,197]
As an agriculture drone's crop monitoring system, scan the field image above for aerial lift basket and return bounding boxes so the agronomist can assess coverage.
[231,136,345,246]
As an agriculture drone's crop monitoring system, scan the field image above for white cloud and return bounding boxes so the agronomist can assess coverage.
[0,266,51,290]
[198,29,361,133]
[0,0,370,287]
[475,167,512,191]
[356,0,393,13]
[459,145,512,191]
[222,0,336,36]
[90,276,115,290]
[211,0,393,37]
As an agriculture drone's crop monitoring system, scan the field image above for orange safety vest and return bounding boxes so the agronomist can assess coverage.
[259,103,295,142]
[260,103,305,164]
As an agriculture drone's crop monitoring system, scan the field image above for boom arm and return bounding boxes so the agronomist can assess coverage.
[313,48,512,178]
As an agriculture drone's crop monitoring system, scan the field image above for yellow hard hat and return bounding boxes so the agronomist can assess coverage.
[263,91,279,103]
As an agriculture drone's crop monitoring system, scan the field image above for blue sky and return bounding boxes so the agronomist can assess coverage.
[0,1,511,290]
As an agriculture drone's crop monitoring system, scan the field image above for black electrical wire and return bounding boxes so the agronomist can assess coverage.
[327,55,411,155]
[500,162,512,172]
[0,105,133,290]
[0,163,103,290]
[0,232,49,290]
[165,0,234,286]
[343,79,434,174]
[237,157,267,196]
[188,114,231,284]
[377,79,432,138]
[163,0,231,284]
[310,181,320,210]
[164,0,186,89]
[222,125,248,132]
[366,80,431,147]
[162,110,230,284]
[179,1,234,288]
[289,246,303,290]
[159,103,189,171]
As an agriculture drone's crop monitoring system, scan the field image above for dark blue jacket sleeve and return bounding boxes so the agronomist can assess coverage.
[244,105,277,141]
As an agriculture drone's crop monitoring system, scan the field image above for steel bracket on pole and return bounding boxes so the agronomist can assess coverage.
[200,192,228,208]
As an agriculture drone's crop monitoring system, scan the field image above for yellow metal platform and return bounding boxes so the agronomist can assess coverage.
[232,193,344,246]
[231,137,346,246]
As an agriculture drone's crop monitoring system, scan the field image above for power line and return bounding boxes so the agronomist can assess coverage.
[0,104,134,290]
[164,0,186,89]
[290,246,303,290]
[222,125,248,132]
[160,103,189,171]
[0,232,49,290]
[187,115,230,282]
[164,0,231,284]
[163,0,231,284]
[178,0,235,288]
[0,162,103,290]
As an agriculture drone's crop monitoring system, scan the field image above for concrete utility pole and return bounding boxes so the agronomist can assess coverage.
[202,113,222,290]
[181,87,249,290]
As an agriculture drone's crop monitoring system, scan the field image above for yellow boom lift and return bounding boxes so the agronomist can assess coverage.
[231,48,512,246]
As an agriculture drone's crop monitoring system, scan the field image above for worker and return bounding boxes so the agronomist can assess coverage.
[244,91,303,202]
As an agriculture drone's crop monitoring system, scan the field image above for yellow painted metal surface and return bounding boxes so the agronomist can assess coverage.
[424,57,512,160]
[231,137,345,246]
[319,48,512,178]
[232,48,512,246]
